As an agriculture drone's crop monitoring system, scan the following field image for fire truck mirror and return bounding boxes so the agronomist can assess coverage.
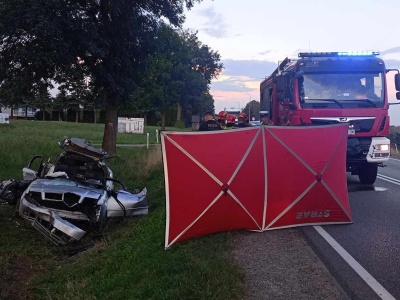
[395,73,400,91]
[294,70,304,78]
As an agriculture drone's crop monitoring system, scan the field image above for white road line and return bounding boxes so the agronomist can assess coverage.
[377,174,400,185]
[313,226,396,300]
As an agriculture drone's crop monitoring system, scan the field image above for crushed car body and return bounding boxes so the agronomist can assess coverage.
[0,137,148,245]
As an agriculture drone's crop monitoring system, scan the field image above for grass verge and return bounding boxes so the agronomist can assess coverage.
[390,147,400,159]
[0,120,245,300]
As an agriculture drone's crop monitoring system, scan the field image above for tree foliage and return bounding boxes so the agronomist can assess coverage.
[242,100,260,120]
[0,0,204,154]
[389,125,400,146]
[128,25,222,129]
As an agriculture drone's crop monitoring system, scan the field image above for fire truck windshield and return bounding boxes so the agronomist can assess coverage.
[299,72,384,108]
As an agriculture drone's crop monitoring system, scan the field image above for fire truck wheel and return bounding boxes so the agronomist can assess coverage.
[358,163,378,184]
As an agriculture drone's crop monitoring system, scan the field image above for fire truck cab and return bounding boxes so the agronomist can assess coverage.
[260,51,400,184]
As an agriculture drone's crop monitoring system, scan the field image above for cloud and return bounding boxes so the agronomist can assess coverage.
[384,59,400,69]
[212,76,254,92]
[208,58,278,109]
[220,59,277,80]
[258,50,272,55]
[210,90,257,112]
[198,6,229,38]
[381,47,400,56]
[211,59,277,104]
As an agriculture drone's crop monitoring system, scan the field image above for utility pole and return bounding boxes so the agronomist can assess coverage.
[245,93,251,118]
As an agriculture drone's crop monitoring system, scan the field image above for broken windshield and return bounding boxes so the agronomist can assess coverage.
[299,72,384,108]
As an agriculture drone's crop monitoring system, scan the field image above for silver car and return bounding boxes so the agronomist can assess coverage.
[1,137,148,245]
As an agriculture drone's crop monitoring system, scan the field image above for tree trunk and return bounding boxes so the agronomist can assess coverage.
[42,107,45,121]
[93,108,97,124]
[177,103,182,122]
[25,106,28,120]
[47,108,53,121]
[96,109,101,124]
[59,111,62,122]
[161,111,166,131]
[102,102,118,155]
[75,110,79,123]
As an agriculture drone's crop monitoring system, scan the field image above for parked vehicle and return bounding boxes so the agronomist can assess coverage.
[0,137,148,245]
[249,120,261,126]
[260,51,400,184]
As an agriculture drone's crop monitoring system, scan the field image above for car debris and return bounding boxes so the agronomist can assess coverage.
[0,137,148,245]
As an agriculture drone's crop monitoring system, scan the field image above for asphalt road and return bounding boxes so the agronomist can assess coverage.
[302,159,400,300]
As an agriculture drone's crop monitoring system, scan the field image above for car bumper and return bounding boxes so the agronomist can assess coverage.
[19,198,86,245]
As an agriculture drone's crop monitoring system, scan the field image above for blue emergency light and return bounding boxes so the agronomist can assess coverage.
[298,51,379,58]
[338,51,379,56]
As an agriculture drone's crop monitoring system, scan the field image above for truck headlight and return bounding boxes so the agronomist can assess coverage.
[375,144,390,151]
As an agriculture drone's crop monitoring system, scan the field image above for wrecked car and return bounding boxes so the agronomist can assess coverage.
[0,137,148,245]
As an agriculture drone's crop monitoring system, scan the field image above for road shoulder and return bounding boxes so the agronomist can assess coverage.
[230,228,350,300]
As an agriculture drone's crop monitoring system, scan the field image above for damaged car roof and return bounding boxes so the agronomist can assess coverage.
[59,137,109,160]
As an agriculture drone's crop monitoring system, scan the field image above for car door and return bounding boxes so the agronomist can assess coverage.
[22,155,44,180]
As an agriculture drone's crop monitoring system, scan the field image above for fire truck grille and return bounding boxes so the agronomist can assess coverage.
[311,118,374,133]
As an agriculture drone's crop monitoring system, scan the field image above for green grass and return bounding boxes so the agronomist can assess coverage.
[391,147,400,159]
[0,120,245,300]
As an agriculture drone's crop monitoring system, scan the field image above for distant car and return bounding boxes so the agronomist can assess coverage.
[249,120,261,126]
[0,137,148,245]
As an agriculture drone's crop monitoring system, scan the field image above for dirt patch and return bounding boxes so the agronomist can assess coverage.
[230,229,350,300]
[0,255,44,300]
[0,236,101,299]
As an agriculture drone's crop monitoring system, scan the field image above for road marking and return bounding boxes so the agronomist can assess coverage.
[389,157,400,162]
[377,174,400,185]
[313,226,396,300]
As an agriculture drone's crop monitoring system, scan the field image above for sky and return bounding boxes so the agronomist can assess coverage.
[183,0,400,124]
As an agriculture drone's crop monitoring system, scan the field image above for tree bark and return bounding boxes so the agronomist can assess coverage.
[102,102,118,155]
[59,111,62,121]
[177,103,182,122]
[25,106,28,120]
[75,110,79,123]
[161,111,166,130]
[47,108,53,121]
[42,107,45,121]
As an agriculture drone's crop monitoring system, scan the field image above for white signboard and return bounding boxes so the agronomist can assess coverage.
[118,120,126,133]
[118,117,144,134]
[0,113,10,124]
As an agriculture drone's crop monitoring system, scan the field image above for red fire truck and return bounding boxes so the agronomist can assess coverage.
[260,51,400,184]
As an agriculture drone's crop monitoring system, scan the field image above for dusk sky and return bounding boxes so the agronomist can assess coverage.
[183,0,400,124]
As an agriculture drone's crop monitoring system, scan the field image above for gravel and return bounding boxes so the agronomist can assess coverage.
[230,228,351,300]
